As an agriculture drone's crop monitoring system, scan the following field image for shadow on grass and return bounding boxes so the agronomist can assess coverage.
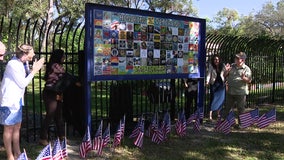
[1,123,282,160]
[107,118,284,160]
[0,105,283,160]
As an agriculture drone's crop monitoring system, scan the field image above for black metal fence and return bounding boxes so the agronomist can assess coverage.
[0,17,86,141]
[0,17,284,141]
[206,34,284,107]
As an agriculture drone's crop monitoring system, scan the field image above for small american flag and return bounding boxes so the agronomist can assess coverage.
[216,111,235,134]
[151,128,163,144]
[120,115,126,139]
[96,123,111,157]
[134,119,144,148]
[187,112,197,124]
[257,108,276,129]
[79,126,92,158]
[187,109,203,125]
[17,149,28,160]
[150,113,163,144]
[102,123,110,147]
[193,118,201,133]
[149,112,158,136]
[214,116,222,131]
[239,108,259,128]
[52,138,62,160]
[129,116,143,138]
[175,110,187,137]
[162,111,171,139]
[61,137,68,158]
[36,144,52,160]
[175,119,181,134]
[92,120,103,151]
[113,120,123,148]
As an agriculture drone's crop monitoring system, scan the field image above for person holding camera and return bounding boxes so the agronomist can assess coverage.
[0,44,44,160]
[39,49,66,145]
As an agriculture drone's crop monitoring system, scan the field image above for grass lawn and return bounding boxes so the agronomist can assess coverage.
[0,105,283,160]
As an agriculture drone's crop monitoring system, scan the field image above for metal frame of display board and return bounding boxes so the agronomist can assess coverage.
[84,3,206,128]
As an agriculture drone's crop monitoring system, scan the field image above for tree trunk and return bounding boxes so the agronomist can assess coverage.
[41,0,53,52]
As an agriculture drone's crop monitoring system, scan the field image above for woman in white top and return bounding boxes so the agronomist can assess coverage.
[206,54,226,120]
[0,44,44,160]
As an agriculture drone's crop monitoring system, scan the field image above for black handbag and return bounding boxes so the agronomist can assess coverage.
[45,73,76,92]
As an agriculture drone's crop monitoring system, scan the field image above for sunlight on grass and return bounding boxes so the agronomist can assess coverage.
[224,146,248,160]
[185,152,206,160]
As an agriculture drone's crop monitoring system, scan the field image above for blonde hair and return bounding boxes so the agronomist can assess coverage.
[16,44,33,58]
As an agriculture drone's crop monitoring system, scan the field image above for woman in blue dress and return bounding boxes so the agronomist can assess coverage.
[0,44,44,160]
[206,54,226,121]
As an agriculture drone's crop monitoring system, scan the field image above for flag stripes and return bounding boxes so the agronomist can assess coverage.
[257,108,276,129]
[239,108,259,128]
[79,126,92,158]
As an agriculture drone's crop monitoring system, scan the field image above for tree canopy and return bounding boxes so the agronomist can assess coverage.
[207,0,284,39]
[1,0,284,40]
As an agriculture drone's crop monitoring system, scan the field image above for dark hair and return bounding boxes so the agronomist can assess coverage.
[44,49,65,80]
[49,49,65,64]
[210,54,223,70]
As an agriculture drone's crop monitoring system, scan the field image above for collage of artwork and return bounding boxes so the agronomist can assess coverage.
[93,10,200,76]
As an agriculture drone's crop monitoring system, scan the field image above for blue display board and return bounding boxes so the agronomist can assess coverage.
[84,3,206,128]
[85,3,206,81]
